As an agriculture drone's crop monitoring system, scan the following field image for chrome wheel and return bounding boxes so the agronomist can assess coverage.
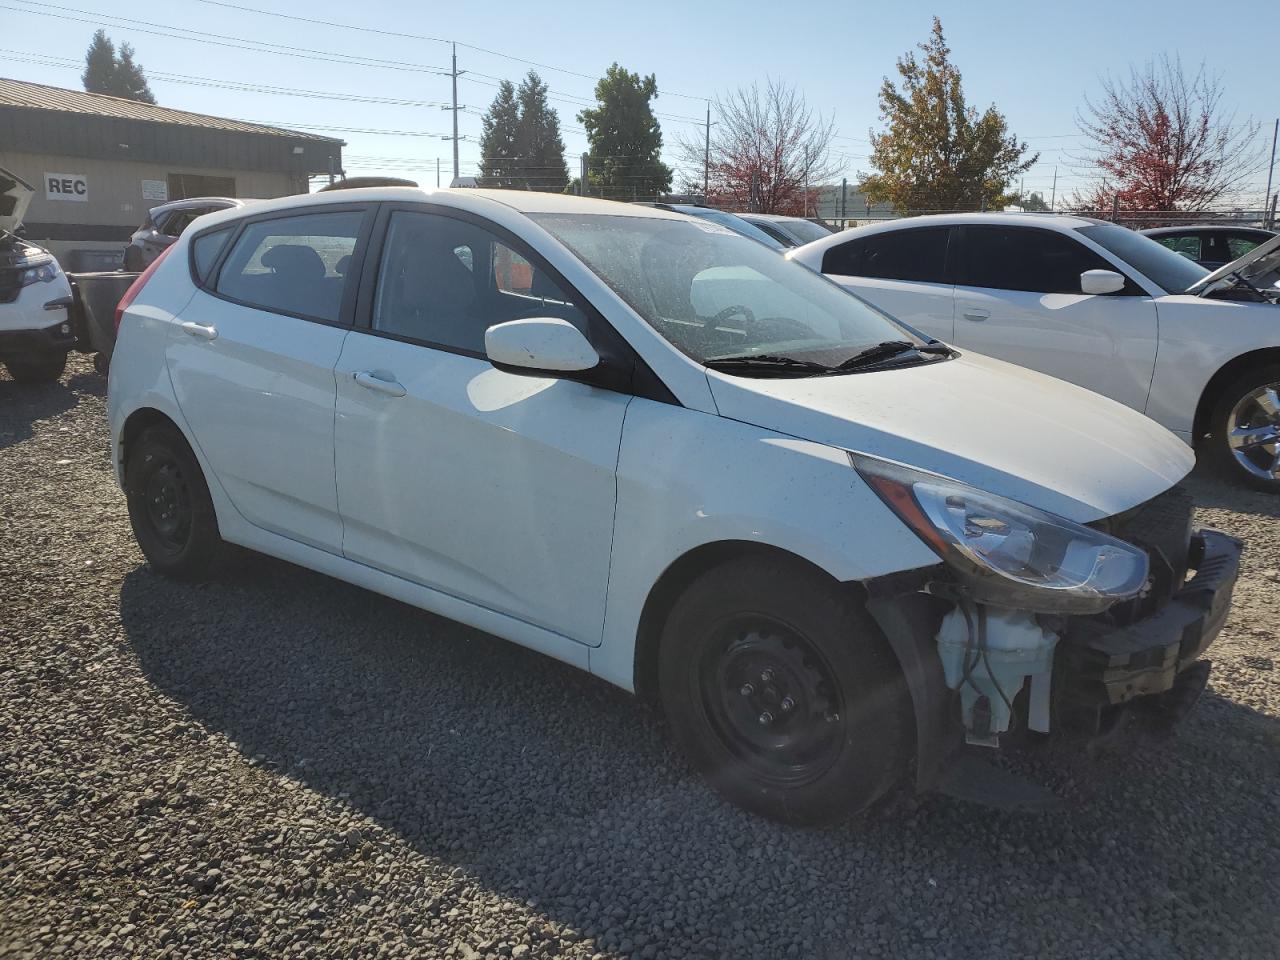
[1227,383,1280,482]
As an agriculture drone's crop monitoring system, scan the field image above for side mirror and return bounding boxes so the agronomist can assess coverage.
[484,317,599,375]
[1080,269,1126,295]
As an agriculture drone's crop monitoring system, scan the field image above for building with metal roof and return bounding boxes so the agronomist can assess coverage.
[0,77,344,268]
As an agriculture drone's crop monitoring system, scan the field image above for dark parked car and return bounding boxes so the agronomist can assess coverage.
[739,213,834,248]
[1140,225,1275,270]
[124,197,249,270]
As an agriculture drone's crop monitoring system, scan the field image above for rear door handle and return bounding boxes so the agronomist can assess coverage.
[961,308,990,321]
[354,370,407,398]
[180,321,218,340]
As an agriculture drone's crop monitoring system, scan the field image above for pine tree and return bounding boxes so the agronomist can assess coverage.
[81,30,117,96]
[578,64,672,202]
[479,81,521,188]
[81,30,157,104]
[115,43,157,105]
[515,72,568,192]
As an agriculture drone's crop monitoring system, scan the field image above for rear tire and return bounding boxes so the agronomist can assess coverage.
[1208,364,1280,493]
[125,424,226,579]
[658,556,910,825]
[4,353,67,383]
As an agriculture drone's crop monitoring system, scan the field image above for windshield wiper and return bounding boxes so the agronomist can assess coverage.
[704,354,834,377]
[833,340,945,371]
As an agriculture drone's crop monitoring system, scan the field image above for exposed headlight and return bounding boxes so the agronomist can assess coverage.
[16,260,58,287]
[853,454,1149,614]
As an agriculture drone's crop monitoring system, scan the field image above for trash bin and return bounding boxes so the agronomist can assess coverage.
[67,272,139,372]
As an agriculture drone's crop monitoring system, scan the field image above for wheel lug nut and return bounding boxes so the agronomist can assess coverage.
[739,683,754,697]
[758,711,774,726]
[760,668,774,682]
[825,711,840,723]
[780,696,795,712]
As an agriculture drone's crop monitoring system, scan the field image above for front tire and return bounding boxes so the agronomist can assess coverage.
[1208,364,1280,492]
[4,353,67,383]
[658,556,910,825]
[125,424,226,579]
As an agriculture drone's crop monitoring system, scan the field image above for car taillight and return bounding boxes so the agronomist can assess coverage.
[115,244,175,331]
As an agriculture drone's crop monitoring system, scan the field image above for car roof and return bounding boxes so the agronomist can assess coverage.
[1140,225,1275,236]
[741,213,808,225]
[184,187,690,230]
[785,211,1102,262]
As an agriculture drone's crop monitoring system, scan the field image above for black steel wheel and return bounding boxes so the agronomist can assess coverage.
[125,423,226,579]
[659,555,910,825]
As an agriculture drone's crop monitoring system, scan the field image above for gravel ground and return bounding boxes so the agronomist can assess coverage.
[2,353,1279,960]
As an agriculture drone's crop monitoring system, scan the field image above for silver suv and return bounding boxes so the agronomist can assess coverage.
[123,198,247,271]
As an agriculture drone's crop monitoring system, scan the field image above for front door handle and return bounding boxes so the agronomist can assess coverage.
[354,370,407,398]
[961,308,991,321]
[180,321,218,340]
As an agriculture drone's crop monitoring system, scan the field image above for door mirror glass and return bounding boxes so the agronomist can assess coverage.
[1080,269,1126,295]
[485,317,599,375]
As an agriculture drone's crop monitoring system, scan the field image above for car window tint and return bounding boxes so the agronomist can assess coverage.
[961,226,1117,294]
[372,210,588,353]
[215,211,362,323]
[822,228,949,283]
[1156,234,1201,261]
[1227,235,1263,259]
[191,227,233,284]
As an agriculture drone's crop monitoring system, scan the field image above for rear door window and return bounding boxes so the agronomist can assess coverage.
[214,210,364,323]
[1226,234,1265,260]
[960,226,1123,294]
[822,227,949,284]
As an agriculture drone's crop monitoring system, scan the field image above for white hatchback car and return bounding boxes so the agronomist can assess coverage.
[109,189,1240,823]
[790,213,1280,491]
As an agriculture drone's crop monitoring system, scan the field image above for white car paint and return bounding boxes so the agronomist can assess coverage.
[789,212,1280,444]
[108,188,1192,696]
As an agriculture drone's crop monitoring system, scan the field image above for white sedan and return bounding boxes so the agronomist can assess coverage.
[789,213,1280,491]
[108,189,1239,823]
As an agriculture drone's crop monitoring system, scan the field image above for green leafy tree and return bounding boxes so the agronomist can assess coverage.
[81,30,156,104]
[577,64,672,202]
[479,80,522,188]
[515,72,568,191]
[862,18,1035,212]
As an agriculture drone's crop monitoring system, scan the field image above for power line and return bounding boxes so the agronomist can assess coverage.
[183,0,710,101]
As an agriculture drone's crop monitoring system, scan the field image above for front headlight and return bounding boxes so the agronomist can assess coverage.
[853,454,1149,614]
[18,262,58,287]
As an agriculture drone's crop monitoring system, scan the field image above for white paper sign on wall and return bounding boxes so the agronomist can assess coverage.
[45,173,88,202]
[141,179,168,202]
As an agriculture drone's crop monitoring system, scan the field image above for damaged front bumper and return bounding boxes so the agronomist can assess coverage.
[1054,527,1241,736]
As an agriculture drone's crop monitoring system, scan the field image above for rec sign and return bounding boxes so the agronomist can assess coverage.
[45,173,88,202]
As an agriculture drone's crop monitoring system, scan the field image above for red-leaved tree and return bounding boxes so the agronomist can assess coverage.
[1075,55,1261,213]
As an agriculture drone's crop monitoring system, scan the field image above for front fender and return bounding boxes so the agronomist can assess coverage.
[592,398,939,691]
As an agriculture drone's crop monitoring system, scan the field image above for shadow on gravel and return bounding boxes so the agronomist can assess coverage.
[119,555,1280,959]
[0,376,80,451]
[1183,461,1280,519]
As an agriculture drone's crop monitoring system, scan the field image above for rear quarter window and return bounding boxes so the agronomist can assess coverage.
[190,227,233,284]
[822,227,949,283]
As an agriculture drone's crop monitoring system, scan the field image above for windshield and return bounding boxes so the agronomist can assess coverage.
[674,207,788,251]
[778,218,833,244]
[531,212,921,365]
[1077,223,1208,294]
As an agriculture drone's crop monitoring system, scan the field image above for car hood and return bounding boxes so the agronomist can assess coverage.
[0,166,33,234]
[706,352,1194,523]
[1188,232,1280,297]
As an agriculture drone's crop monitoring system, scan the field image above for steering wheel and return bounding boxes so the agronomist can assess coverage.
[705,304,755,329]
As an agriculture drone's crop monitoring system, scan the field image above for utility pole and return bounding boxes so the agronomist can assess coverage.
[580,154,588,196]
[703,102,711,202]
[1264,119,1278,226]
[840,177,847,226]
[802,147,810,218]
[436,157,440,189]
[450,43,460,183]
[1050,167,1057,211]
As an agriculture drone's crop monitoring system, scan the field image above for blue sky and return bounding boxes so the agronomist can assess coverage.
[3,0,1276,203]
